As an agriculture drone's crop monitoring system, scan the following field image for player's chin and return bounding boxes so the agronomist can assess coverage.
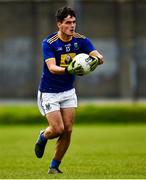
[68,30,74,36]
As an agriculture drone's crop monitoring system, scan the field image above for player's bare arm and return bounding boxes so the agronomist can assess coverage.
[46,58,83,75]
[46,58,66,74]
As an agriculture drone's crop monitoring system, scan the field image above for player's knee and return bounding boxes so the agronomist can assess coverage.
[50,124,64,136]
[64,125,73,135]
[55,125,64,136]
[63,128,72,142]
[45,125,64,138]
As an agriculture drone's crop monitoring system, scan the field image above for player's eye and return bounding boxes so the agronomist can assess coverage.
[66,21,72,24]
[66,21,76,25]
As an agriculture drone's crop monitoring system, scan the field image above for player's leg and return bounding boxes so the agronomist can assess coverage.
[35,110,64,158]
[54,108,75,160]
[35,90,64,158]
[48,89,77,174]
[44,111,64,139]
[48,107,75,174]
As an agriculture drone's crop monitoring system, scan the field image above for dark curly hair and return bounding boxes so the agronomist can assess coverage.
[56,6,76,22]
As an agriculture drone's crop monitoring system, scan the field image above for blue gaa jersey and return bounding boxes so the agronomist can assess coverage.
[39,32,96,93]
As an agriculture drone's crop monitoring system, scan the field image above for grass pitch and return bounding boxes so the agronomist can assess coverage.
[0,124,146,179]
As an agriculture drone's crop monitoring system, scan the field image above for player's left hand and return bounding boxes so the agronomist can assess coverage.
[89,56,99,71]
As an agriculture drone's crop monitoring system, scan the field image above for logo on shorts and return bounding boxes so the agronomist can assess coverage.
[45,103,51,110]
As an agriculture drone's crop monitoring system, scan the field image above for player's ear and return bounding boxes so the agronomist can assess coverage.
[57,22,61,29]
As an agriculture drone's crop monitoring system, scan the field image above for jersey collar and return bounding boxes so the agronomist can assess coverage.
[57,32,73,42]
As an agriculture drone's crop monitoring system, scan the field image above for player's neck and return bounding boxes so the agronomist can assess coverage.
[58,31,72,42]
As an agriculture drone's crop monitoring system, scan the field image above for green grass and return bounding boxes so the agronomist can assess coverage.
[0,103,146,124]
[0,124,146,179]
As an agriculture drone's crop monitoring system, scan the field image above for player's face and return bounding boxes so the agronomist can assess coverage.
[58,15,76,36]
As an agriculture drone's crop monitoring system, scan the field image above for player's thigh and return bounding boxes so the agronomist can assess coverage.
[46,111,64,132]
[60,107,76,131]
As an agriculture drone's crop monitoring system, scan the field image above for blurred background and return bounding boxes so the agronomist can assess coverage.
[0,0,146,101]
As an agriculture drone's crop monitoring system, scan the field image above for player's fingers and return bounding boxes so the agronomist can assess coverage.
[74,65,83,71]
[76,72,84,76]
[90,63,98,71]
[89,59,98,66]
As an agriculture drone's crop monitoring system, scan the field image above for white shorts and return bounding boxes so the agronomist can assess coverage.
[37,88,78,116]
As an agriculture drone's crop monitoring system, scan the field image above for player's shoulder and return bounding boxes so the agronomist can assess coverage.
[73,32,86,39]
[43,32,59,45]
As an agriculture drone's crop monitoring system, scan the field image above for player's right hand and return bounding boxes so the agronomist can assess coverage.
[66,61,84,76]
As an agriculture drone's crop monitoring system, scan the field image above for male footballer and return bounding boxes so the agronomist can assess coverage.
[35,6,104,174]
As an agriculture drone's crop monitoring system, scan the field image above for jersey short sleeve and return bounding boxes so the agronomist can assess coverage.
[81,37,96,54]
[42,40,55,61]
